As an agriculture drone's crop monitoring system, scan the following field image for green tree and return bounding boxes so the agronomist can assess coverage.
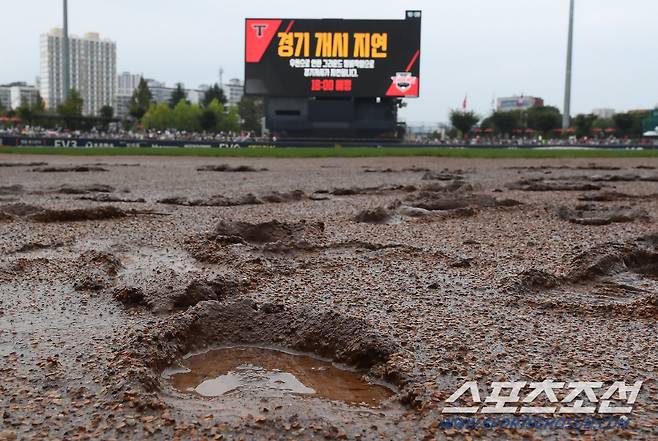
[172,101,201,132]
[221,105,241,132]
[238,96,263,134]
[57,89,83,117]
[129,78,152,120]
[142,102,173,130]
[526,106,562,134]
[169,83,188,108]
[572,114,597,137]
[612,111,649,137]
[592,117,615,130]
[35,93,46,113]
[449,110,480,137]
[99,105,114,119]
[0,101,6,116]
[490,110,522,135]
[199,109,217,132]
[199,99,225,131]
[16,98,34,124]
[202,84,227,107]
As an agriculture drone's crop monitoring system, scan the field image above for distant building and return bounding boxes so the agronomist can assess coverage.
[496,96,544,112]
[592,108,615,119]
[223,78,244,106]
[145,79,172,105]
[0,87,10,109]
[40,28,117,116]
[10,85,39,109]
[145,79,205,106]
[117,72,141,97]
[115,72,142,119]
[0,83,39,110]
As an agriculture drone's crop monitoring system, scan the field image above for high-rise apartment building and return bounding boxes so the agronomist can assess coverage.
[115,72,142,119]
[40,28,116,116]
[222,78,244,106]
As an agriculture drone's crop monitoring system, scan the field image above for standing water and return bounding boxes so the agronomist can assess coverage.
[165,346,395,407]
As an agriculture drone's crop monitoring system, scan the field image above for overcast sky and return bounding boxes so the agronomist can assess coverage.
[2,0,657,124]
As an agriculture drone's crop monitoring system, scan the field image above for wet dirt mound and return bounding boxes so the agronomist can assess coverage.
[0,203,43,221]
[50,184,116,194]
[421,171,465,181]
[504,269,561,294]
[577,191,658,202]
[78,194,146,203]
[557,205,650,226]
[30,206,128,223]
[12,240,67,254]
[406,193,521,212]
[354,207,398,224]
[74,251,123,292]
[172,276,249,309]
[111,299,406,397]
[566,242,658,282]
[588,174,658,183]
[508,177,602,192]
[506,164,622,171]
[506,238,658,316]
[420,180,474,194]
[329,184,417,196]
[33,166,109,173]
[0,185,25,196]
[363,166,430,173]
[197,164,267,172]
[113,286,146,307]
[260,190,306,203]
[0,161,48,167]
[164,194,261,207]
[212,220,325,245]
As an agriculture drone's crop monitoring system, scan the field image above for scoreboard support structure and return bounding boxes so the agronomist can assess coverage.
[265,96,402,140]
[245,11,421,141]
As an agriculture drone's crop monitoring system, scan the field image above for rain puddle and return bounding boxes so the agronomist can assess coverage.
[164,346,395,406]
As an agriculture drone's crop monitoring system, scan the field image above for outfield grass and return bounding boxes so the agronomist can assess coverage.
[1,146,658,159]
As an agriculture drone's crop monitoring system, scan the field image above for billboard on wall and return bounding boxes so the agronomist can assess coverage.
[245,11,422,98]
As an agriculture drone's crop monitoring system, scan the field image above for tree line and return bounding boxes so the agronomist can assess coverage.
[128,79,263,134]
[0,79,264,134]
[449,106,654,139]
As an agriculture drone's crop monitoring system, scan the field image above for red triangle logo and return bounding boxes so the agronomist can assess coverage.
[245,19,282,63]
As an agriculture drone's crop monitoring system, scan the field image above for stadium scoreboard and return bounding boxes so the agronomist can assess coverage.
[245,11,421,98]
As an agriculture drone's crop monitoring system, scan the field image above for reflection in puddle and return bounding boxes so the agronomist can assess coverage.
[166,346,395,406]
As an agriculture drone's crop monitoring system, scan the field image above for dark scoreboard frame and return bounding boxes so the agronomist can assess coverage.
[244,11,421,99]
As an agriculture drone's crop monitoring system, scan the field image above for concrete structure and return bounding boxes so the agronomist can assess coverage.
[40,28,117,115]
[0,88,10,110]
[563,0,575,129]
[0,83,39,110]
[592,108,615,119]
[115,72,142,119]
[496,96,544,112]
[223,78,244,106]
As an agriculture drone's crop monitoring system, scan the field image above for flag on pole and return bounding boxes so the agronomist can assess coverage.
[462,94,468,110]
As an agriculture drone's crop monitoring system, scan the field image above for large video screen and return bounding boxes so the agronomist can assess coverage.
[245,12,421,98]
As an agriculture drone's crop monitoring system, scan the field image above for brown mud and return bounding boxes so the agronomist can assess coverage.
[1,155,657,440]
[33,165,109,173]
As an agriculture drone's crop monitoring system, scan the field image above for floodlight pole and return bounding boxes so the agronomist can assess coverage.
[63,0,71,101]
[562,0,575,130]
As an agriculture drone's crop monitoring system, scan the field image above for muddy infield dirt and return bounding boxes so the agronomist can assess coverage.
[0,154,657,440]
